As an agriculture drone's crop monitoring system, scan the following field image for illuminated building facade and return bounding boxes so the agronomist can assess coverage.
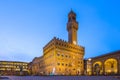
[0,61,29,75]
[30,10,85,75]
[43,37,84,75]
[31,56,44,75]
[86,50,120,75]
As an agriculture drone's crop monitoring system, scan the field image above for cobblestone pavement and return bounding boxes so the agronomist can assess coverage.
[1,76,120,80]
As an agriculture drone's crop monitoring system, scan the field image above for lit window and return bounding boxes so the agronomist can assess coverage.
[61,54,64,57]
[73,68,75,70]
[57,63,60,65]
[69,56,71,58]
[57,53,60,56]
[81,62,82,64]
[65,55,68,58]
[62,63,64,66]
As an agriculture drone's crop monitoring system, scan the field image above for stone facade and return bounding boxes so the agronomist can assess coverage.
[43,37,84,75]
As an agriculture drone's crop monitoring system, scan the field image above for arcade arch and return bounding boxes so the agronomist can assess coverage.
[104,58,118,75]
[93,61,103,75]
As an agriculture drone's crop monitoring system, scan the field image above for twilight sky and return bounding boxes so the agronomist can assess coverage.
[0,0,120,62]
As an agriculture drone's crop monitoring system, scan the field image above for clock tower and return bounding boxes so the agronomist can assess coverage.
[67,10,78,45]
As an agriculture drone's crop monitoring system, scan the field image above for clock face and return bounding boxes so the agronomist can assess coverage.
[73,41,76,45]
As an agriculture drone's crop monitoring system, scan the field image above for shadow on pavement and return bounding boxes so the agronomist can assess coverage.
[0,77,9,79]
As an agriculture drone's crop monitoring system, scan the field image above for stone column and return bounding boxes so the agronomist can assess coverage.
[91,61,94,75]
[118,58,120,75]
[102,61,105,75]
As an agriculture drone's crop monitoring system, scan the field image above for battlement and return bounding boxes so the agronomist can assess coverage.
[43,37,84,54]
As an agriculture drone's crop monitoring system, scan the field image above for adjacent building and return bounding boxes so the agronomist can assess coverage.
[30,10,85,75]
[86,50,120,75]
[0,61,29,75]
[30,56,44,75]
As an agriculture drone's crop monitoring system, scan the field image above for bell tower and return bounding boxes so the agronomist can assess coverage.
[67,10,78,45]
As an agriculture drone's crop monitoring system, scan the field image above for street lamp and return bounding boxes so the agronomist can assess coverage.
[88,58,92,61]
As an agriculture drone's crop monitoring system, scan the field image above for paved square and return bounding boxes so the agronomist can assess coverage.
[1,76,120,80]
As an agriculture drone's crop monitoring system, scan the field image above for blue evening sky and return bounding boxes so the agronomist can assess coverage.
[0,0,120,62]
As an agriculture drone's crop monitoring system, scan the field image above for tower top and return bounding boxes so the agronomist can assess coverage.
[68,10,76,17]
[67,10,78,45]
[68,10,76,22]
